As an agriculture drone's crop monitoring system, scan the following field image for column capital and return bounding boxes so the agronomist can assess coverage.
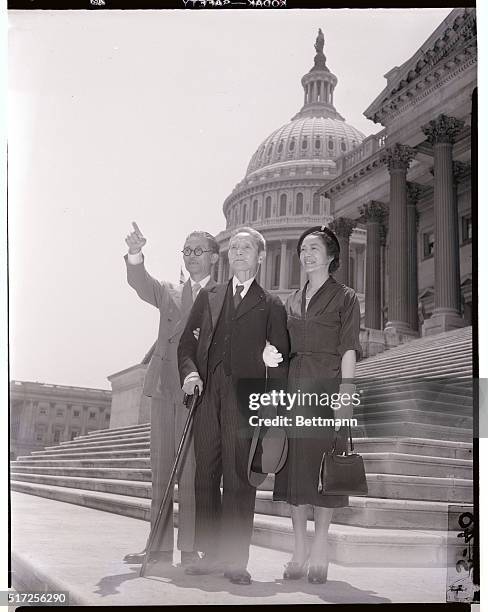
[406,182,423,205]
[382,143,417,172]
[453,161,471,183]
[421,113,464,145]
[329,217,356,239]
[358,200,388,224]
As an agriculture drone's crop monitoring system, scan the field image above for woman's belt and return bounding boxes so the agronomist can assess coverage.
[290,350,336,357]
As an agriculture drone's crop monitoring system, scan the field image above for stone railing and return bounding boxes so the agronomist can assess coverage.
[218,215,331,241]
[334,129,387,175]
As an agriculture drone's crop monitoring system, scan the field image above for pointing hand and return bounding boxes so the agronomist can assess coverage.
[125,221,147,254]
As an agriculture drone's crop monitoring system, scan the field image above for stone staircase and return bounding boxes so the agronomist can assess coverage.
[11,326,474,567]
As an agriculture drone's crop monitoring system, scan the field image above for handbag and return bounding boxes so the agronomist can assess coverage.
[318,425,368,496]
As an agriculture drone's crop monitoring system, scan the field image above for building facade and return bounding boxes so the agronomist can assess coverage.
[10,380,112,459]
[215,8,475,356]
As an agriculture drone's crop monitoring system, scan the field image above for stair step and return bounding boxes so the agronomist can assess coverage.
[259,472,472,502]
[16,449,150,461]
[359,392,472,409]
[355,421,472,442]
[354,409,472,428]
[10,486,458,566]
[11,465,151,478]
[11,450,471,482]
[54,436,150,450]
[84,423,151,437]
[36,441,150,454]
[255,491,471,530]
[352,437,473,460]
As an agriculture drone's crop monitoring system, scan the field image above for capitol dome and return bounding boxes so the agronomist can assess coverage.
[246,116,365,176]
[215,28,367,300]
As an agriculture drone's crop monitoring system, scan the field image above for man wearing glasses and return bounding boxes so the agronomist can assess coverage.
[124,222,219,568]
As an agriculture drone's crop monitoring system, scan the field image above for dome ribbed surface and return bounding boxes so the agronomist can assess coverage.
[246,116,365,176]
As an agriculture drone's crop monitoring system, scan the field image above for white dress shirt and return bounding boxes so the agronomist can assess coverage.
[232,275,255,298]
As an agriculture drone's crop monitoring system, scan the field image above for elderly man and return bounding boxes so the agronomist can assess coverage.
[124,222,219,567]
[178,226,289,585]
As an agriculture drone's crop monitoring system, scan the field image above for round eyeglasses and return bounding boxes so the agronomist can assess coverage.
[181,247,213,257]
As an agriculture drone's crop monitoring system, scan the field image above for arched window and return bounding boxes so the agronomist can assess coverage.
[302,136,308,150]
[278,139,284,153]
[252,199,258,221]
[328,137,334,150]
[267,142,274,158]
[279,194,287,216]
[341,138,346,152]
[315,137,321,150]
[295,193,303,215]
[242,204,247,223]
[289,137,296,151]
[312,193,320,215]
[265,196,272,218]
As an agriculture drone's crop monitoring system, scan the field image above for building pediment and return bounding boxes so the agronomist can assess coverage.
[364,8,476,126]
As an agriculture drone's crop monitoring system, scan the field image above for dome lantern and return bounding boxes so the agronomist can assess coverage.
[292,28,344,122]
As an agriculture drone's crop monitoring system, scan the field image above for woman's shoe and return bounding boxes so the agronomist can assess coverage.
[283,559,309,580]
[307,565,328,584]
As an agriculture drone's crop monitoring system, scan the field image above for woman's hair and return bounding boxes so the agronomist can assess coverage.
[296,226,340,274]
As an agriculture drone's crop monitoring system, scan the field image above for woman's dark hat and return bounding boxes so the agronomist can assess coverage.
[296,225,341,258]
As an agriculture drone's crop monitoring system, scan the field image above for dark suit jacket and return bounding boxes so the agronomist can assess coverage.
[125,254,216,398]
[178,279,289,391]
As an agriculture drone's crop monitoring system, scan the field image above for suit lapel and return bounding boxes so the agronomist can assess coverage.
[208,281,230,330]
[235,280,265,319]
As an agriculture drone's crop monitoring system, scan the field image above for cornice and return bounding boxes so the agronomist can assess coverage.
[365,9,476,126]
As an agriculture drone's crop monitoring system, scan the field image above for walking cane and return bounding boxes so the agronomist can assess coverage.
[140,386,200,578]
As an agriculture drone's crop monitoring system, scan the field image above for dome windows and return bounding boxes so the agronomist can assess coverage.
[289,137,296,151]
[278,139,284,153]
[265,196,272,218]
[267,142,274,159]
[328,137,334,151]
[340,138,346,152]
[279,194,287,217]
[295,192,304,215]
[302,136,308,150]
[315,137,321,150]
[252,199,258,221]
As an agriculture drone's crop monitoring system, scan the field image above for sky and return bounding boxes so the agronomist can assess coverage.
[8,7,454,390]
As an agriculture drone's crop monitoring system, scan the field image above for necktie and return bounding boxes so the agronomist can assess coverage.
[234,284,244,309]
[192,282,201,303]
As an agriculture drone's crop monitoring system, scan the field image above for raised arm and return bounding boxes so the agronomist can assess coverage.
[124,221,168,309]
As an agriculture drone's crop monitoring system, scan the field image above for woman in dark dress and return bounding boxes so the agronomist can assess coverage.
[263,226,361,584]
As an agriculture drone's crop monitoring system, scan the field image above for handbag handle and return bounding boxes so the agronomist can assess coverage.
[330,423,354,455]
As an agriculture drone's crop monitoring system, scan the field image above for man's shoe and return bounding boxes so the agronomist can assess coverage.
[180,551,201,567]
[124,550,173,565]
[184,553,223,575]
[124,550,145,564]
[226,569,252,585]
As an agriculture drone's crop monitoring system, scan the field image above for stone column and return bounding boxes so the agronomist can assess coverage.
[382,143,417,336]
[406,182,422,331]
[279,240,288,290]
[329,217,356,285]
[300,262,307,288]
[359,201,387,330]
[259,255,266,287]
[421,114,465,335]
